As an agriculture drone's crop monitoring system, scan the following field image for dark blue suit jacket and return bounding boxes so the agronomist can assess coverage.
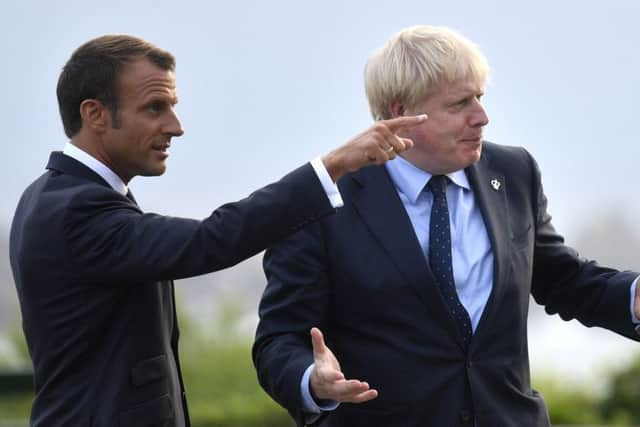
[253,142,640,427]
[10,151,335,426]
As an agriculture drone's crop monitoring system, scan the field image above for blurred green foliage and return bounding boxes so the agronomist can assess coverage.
[0,342,292,427]
[1,303,640,426]
[0,320,29,369]
[177,303,294,427]
[0,300,293,427]
[180,343,294,427]
[0,393,32,420]
[534,378,606,425]
[601,357,640,425]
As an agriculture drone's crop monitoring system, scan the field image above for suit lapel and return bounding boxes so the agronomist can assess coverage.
[465,153,511,344]
[349,166,464,345]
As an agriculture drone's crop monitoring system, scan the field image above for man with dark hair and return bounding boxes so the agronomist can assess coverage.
[9,34,426,426]
[56,35,177,138]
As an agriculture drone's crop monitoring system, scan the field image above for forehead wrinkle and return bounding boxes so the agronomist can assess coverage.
[440,80,483,100]
[135,73,177,100]
[117,62,177,103]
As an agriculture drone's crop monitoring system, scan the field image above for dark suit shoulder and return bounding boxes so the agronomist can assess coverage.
[480,141,543,195]
[481,141,536,171]
[336,164,389,196]
[21,169,132,223]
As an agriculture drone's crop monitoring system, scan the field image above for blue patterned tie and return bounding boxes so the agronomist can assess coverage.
[428,175,473,347]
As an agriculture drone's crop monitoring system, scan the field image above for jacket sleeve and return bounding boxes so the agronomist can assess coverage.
[62,163,335,283]
[252,220,332,426]
[526,150,640,341]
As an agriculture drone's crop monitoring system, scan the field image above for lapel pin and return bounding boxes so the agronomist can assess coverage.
[490,178,501,191]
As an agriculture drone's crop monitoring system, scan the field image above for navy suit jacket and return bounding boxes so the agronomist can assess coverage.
[10,151,335,427]
[253,142,640,427]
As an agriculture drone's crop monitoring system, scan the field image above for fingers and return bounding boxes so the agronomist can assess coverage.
[366,116,425,161]
[350,388,379,404]
[364,135,408,164]
[400,137,414,150]
[325,379,378,403]
[311,368,379,403]
[321,114,426,182]
[384,135,407,155]
[381,113,428,132]
[373,114,426,157]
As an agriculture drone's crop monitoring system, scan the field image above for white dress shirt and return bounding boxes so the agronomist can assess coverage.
[63,142,128,196]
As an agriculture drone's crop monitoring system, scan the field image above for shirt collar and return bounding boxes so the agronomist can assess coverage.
[63,142,128,196]
[385,155,470,203]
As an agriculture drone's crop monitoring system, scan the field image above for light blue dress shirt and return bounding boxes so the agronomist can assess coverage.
[385,155,494,332]
[301,155,640,416]
[301,155,495,415]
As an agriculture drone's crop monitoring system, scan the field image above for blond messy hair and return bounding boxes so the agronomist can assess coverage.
[364,26,490,120]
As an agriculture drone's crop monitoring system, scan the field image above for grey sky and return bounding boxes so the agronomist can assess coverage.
[2,0,640,383]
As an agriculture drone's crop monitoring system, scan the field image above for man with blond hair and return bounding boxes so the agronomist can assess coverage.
[9,34,426,427]
[253,26,640,426]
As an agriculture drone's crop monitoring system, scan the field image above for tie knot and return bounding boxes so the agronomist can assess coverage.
[427,175,448,197]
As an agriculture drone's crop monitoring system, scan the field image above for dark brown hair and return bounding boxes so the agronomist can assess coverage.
[56,35,175,138]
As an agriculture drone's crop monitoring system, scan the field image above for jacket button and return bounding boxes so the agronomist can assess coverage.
[460,410,472,424]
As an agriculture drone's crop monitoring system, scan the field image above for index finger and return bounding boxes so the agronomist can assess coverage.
[381,114,428,133]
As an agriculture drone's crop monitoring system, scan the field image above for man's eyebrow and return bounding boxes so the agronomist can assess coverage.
[448,89,482,101]
[144,93,179,104]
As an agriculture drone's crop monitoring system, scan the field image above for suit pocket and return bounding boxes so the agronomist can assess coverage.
[131,355,168,387]
[119,393,174,426]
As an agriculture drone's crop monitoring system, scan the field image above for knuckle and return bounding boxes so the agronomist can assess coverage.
[368,133,382,144]
[371,123,388,134]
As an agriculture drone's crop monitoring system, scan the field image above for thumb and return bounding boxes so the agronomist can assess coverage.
[310,327,326,359]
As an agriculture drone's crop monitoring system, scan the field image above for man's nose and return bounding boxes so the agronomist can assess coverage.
[165,110,184,137]
[470,100,489,128]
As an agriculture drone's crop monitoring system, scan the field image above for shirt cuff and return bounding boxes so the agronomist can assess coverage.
[301,363,340,416]
[310,157,344,208]
[630,276,640,324]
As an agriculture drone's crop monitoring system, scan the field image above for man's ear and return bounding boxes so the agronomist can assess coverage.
[389,101,405,119]
[79,99,109,133]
